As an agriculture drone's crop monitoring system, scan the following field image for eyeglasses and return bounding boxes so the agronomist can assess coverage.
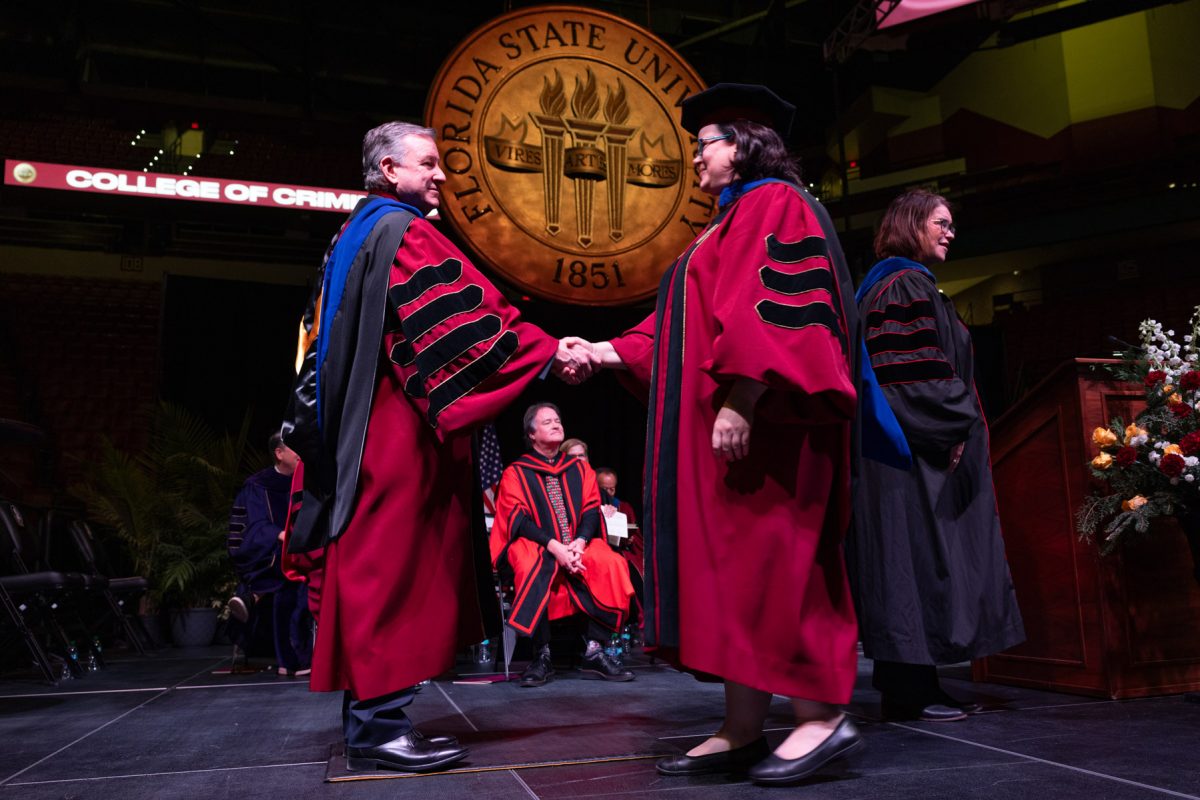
[695,134,732,158]
[931,218,956,235]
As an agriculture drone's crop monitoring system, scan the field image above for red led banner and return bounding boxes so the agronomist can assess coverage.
[4,159,367,213]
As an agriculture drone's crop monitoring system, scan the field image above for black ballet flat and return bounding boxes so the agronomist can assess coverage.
[747,717,863,786]
[656,736,770,776]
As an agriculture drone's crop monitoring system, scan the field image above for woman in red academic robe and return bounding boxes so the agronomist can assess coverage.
[572,84,863,786]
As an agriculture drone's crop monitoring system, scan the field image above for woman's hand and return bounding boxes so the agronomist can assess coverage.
[712,379,767,461]
[712,405,753,461]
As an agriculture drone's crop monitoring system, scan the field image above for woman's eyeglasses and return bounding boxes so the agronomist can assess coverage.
[931,218,956,235]
[695,134,732,158]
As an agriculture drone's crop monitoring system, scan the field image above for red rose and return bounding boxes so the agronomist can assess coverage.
[1182,371,1200,392]
[1145,370,1167,387]
[1181,432,1200,456]
[1160,453,1186,478]
[1115,446,1137,467]
[1171,402,1193,418]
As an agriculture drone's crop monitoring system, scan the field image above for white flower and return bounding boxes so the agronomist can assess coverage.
[1187,474,1196,483]
[1149,451,1162,464]
[1187,457,1199,467]
[1133,434,1149,447]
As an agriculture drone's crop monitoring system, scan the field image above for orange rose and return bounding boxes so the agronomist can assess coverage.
[1092,427,1118,448]
[1091,452,1114,469]
[1122,495,1148,511]
[1124,425,1147,445]
[1168,392,1184,405]
[1164,385,1176,395]
[1164,444,1183,457]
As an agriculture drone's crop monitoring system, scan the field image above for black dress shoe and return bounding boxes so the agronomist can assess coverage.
[656,737,770,776]
[520,650,555,687]
[580,649,634,681]
[346,731,468,772]
[747,717,863,786]
[412,729,459,747]
[936,690,983,714]
[882,698,967,722]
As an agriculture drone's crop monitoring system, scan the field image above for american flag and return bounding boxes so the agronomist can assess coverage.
[478,423,505,517]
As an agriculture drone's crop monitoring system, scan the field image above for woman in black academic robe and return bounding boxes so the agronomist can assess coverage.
[847,189,1025,722]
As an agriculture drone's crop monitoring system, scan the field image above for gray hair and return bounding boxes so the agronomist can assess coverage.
[523,402,561,440]
[362,121,436,191]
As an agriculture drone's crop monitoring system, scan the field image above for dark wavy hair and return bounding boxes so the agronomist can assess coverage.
[874,189,950,261]
[718,120,802,185]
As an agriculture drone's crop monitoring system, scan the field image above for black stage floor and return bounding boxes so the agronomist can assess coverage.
[1,646,1198,799]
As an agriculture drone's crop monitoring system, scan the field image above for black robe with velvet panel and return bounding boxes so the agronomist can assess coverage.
[846,267,1025,665]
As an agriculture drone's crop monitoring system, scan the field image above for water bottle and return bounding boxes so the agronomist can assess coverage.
[66,641,80,676]
[620,626,632,656]
[87,651,99,672]
[605,634,623,665]
[475,639,492,666]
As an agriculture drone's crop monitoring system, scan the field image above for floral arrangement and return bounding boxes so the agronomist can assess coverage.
[1077,309,1200,554]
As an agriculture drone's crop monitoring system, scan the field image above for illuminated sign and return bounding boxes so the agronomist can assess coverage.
[4,160,367,213]
[879,0,981,30]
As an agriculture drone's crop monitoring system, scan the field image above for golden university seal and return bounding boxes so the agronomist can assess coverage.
[426,6,710,306]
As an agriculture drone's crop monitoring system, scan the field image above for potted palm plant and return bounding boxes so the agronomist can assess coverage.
[74,403,259,646]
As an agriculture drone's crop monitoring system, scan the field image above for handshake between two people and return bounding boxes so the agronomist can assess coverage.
[550,337,622,385]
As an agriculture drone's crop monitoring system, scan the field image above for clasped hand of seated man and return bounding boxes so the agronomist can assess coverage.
[546,538,587,574]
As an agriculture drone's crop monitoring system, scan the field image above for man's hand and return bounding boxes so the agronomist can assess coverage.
[548,539,585,573]
[552,337,599,385]
[567,538,587,558]
[601,504,616,518]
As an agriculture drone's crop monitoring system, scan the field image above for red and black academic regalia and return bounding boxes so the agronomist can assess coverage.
[609,181,860,702]
[846,265,1025,665]
[284,197,557,701]
[489,453,633,635]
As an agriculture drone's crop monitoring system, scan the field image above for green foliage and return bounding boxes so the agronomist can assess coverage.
[72,403,263,609]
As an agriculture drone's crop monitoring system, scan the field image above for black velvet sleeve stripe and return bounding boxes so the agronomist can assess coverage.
[755,298,837,330]
[389,257,463,308]
[414,315,503,378]
[759,264,834,296]
[404,373,425,399]
[389,339,415,367]
[874,358,954,386]
[866,327,940,356]
[402,284,484,342]
[427,330,519,423]
[866,299,937,329]
[765,233,828,264]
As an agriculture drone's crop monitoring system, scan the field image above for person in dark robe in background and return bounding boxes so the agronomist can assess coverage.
[846,189,1025,723]
[595,467,643,626]
[565,84,863,787]
[226,432,312,677]
[490,404,634,687]
[281,121,592,774]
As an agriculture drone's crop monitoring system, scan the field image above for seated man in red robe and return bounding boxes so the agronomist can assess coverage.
[490,403,635,687]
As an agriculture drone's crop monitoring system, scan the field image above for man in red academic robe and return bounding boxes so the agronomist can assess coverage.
[282,122,589,774]
[490,403,634,686]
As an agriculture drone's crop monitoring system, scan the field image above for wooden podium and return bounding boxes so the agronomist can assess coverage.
[974,359,1200,698]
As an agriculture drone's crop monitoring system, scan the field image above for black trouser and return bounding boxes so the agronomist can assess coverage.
[342,687,417,748]
[872,660,942,707]
[530,615,611,650]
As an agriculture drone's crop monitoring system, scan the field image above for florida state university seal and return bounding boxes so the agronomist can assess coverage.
[426,6,710,306]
